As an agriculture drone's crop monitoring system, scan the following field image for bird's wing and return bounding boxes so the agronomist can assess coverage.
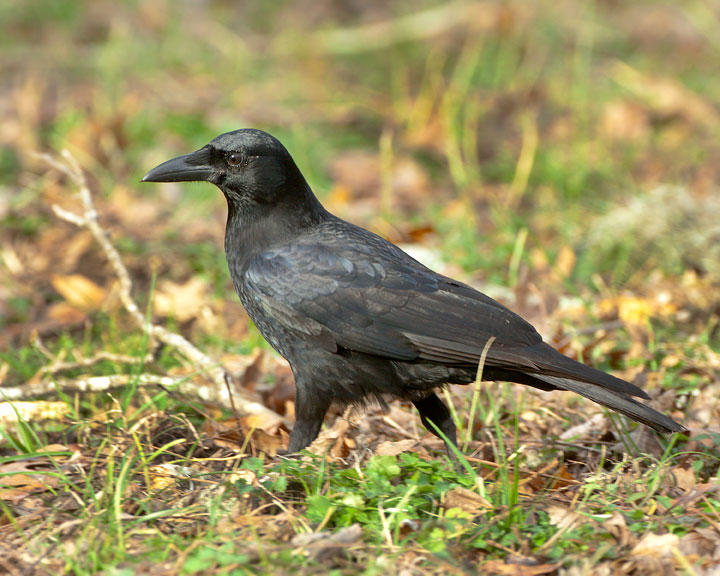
[243,238,543,369]
[244,238,683,429]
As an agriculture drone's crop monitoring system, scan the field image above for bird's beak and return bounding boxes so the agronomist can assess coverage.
[141,148,214,183]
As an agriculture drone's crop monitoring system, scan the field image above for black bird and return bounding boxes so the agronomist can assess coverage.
[143,129,685,454]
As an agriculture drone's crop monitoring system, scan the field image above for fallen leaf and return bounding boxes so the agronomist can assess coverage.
[153,277,208,322]
[228,468,257,486]
[249,428,285,456]
[51,274,107,311]
[148,463,185,493]
[632,532,679,558]
[46,301,88,324]
[0,459,61,502]
[306,415,354,460]
[612,62,720,127]
[678,528,720,560]
[673,467,696,492]
[603,511,634,548]
[559,413,608,440]
[600,100,649,141]
[291,524,363,562]
[551,245,576,281]
[547,504,583,531]
[617,296,653,327]
[482,559,560,575]
[670,482,720,510]
[443,486,491,513]
[374,439,417,457]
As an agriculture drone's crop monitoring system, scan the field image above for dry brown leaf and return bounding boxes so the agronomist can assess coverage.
[249,428,285,456]
[153,277,208,322]
[551,245,576,282]
[603,511,634,548]
[46,301,88,324]
[291,524,363,563]
[51,273,107,311]
[671,482,720,510]
[236,348,267,392]
[201,418,245,450]
[547,504,583,531]
[595,294,676,328]
[600,100,649,141]
[559,413,608,440]
[632,532,679,558]
[330,151,429,200]
[611,62,720,127]
[242,411,285,435]
[544,464,577,492]
[262,362,296,416]
[672,467,696,492]
[374,439,417,457]
[227,468,257,486]
[678,528,720,561]
[443,486,491,513]
[306,416,353,460]
[0,460,61,502]
[204,417,285,454]
[482,559,560,575]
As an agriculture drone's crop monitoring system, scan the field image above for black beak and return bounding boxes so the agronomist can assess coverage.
[141,148,214,183]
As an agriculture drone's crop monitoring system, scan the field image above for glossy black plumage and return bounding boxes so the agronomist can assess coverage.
[143,129,685,454]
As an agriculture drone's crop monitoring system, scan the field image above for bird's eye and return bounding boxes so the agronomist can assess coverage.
[227,153,243,167]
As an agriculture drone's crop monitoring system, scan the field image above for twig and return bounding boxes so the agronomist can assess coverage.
[35,346,155,378]
[0,374,283,430]
[1,374,180,400]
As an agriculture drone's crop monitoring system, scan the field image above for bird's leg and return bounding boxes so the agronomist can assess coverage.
[287,382,331,453]
[412,393,458,457]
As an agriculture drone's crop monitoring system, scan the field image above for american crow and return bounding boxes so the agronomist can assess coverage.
[143,129,685,454]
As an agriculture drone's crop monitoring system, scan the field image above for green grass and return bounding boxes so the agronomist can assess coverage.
[1,400,703,574]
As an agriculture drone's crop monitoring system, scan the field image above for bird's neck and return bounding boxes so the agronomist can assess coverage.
[224,183,328,271]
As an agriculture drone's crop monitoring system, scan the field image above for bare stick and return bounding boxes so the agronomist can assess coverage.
[0,374,284,430]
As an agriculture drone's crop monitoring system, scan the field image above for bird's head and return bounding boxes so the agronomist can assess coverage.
[142,129,307,207]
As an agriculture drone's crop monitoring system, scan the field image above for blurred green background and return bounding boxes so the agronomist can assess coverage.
[3,0,719,291]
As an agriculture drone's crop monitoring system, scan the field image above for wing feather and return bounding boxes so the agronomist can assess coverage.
[244,238,542,367]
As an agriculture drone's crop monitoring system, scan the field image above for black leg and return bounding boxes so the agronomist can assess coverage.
[412,393,458,455]
[287,382,331,453]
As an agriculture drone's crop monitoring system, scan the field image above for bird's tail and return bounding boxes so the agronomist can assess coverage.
[532,374,685,434]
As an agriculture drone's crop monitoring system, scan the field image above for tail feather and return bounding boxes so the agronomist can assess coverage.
[533,374,685,434]
[522,343,651,399]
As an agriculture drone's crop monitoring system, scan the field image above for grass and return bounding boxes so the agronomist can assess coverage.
[1,397,703,574]
[1,0,719,574]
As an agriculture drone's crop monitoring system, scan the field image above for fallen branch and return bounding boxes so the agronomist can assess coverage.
[0,373,283,430]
